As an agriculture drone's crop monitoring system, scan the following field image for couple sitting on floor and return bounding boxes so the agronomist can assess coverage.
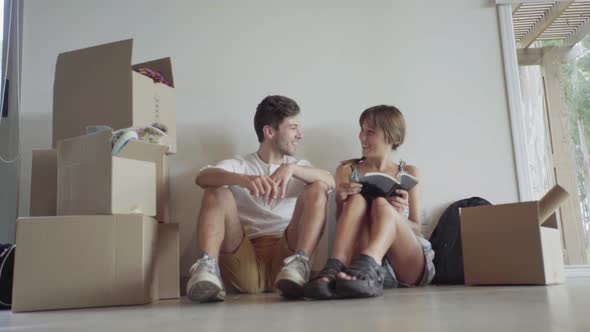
[186,95,435,302]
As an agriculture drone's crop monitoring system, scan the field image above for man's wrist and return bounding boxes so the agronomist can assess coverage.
[236,173,250,187]
[287,163,297,176]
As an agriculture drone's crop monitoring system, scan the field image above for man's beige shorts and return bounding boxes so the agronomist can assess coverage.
[219,233,293,293]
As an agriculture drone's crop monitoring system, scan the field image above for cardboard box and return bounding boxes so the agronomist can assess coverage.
[461,185,568,285]
[155,223,180,299]
[52,39,177,154]
[117,141,170,223]
[57,130,164,217]
[29,150,169,221]
[12,215,158,312]
[30,150,57,216]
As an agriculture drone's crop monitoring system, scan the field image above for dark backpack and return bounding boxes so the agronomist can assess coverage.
[429,197,491,284]
[0,244,15,308]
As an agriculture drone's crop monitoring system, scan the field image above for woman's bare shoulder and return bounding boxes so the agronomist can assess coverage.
[336,160,357,180]
[403,164,420,177]
[336,162,352,175]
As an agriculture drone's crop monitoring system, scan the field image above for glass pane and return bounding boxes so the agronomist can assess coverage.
[519,64,554,199]
[561,36,590,265]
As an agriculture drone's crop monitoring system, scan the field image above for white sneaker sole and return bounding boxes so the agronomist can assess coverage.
[187,275,226,303]
[275,269,306,298]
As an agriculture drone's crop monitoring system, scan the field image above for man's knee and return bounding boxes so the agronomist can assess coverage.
[301,181,329,203]
[202,186,234,204]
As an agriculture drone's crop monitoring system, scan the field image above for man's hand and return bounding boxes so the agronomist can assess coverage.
[270,163,295,199]
[386,189,409,213]
[336,182,363,202]
[240,175,278,204]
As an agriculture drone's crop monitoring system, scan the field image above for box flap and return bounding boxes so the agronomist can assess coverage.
[539,185,569,227]
[56,130,112,215]
[115,140,169,222]
[111,157,157,216]
[57,129,113,162]
[132,57,174,87]
[540,227,565,284]
[155,223,180,299]
[542,212,559,229]
[116,140,168,162]
[113,215,157,303]
[52,39,134,147]
[30,150,57,216]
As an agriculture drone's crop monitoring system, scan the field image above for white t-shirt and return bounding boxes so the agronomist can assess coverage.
[200,153,312,239]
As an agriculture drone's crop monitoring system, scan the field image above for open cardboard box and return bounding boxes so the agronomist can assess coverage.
[57,130,164,217]
[461,185,569,285]
[52,39,177,154]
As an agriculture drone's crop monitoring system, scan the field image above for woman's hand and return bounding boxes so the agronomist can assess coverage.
[387,189,409,213]
[336,182,363,202]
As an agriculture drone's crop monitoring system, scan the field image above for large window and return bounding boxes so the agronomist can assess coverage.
[559,36,590,264]
[518,42,590,265]
[503,1,590,266]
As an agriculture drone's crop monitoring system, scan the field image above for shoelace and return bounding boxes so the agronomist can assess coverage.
[283,252,310,277]
[189,255,219,277]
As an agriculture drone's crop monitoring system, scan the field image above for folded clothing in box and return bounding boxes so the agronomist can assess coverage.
[87,123,170,156]
[111,123,169,155]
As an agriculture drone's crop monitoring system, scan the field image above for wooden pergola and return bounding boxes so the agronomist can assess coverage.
[513,1,590,49]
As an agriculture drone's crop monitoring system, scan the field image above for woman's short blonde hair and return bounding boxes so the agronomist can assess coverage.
[340,105,406,166]
[359,105,406,150]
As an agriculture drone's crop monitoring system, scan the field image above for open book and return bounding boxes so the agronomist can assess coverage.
[357,172,418,200]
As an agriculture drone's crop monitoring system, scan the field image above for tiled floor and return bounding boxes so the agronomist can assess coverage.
[1,278,589,332]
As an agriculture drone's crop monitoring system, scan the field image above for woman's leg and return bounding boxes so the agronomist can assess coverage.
[331,194,369,266]
[382,216,425,286]
[304,194,370,299]
[349,197,425,285]
[338,197,423,285]
[312,194,368,284]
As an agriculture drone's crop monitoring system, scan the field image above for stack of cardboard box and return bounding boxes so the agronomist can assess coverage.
[13,39,179,312]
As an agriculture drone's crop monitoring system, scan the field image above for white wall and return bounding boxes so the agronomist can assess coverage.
[20,0,517,275]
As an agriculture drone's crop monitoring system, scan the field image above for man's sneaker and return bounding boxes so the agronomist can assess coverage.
[186,253,226,303]
[274,250,310,298]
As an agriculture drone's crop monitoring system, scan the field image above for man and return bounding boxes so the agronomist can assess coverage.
[187,95,335,302]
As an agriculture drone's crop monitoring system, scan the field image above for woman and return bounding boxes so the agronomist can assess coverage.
[304,105,435,299]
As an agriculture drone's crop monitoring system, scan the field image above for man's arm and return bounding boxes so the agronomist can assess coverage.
[269,163,335,199]
[195,167,247,189]
[196,167,279,203]
[291,164,335,190]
